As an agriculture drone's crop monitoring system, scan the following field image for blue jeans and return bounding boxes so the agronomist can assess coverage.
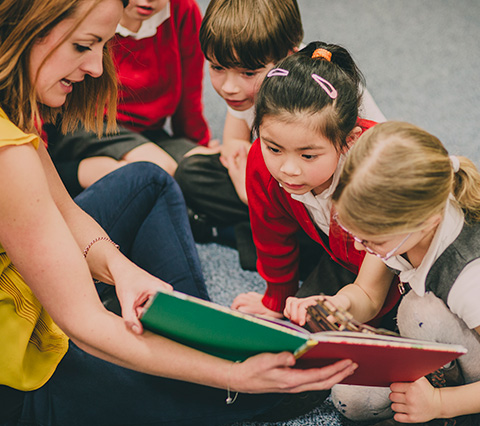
[7,164,282,425]
[75,162,208,299]
[18,340,281,426]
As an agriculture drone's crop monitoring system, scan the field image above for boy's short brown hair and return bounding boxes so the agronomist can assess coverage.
[200,0,303,70]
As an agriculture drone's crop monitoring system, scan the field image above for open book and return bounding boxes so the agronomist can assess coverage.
[140,289,467,387]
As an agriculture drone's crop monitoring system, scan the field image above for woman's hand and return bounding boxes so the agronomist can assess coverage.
[389,376,442,423]
[231,291,284,318]
[113,266,173,334]
[284,294,352,326]
[233,352,357,394]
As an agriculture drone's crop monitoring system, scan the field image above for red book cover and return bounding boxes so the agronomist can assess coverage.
[295,333,465,387]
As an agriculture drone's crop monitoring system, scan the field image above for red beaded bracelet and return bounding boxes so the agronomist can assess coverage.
[83,236,120,258]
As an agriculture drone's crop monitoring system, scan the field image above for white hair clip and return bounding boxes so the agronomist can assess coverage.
[311,73,338,99]
[449,155,460,173]
[267,68,289,77]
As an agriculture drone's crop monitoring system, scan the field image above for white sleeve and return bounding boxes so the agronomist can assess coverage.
[359,88,387,123]
[226,105,255,130]
[447,258,480,329]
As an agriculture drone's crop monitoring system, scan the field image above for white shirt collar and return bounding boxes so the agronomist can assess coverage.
[384,196,464,296]
[116,2,170,40]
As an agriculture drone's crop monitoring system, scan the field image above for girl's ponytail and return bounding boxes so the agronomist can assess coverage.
[452,157,480,222]
[305,42,365,91]
[254,41,365,153]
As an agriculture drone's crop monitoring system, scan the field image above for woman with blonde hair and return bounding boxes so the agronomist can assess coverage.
[0,1,357,424]
[286,121,480,424]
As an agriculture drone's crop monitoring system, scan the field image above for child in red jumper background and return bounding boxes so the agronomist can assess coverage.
[231,42,400,325]
[46,0,214,197]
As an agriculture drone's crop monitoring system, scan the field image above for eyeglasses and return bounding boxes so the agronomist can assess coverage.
[333,212,412,261]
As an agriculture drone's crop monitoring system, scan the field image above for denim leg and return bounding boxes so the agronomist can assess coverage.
[18,342,282,426]
[174,153,250,225]
[0,385,24,424]
[74,162,208,299]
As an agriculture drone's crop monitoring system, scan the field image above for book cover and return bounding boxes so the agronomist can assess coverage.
[140,289,467,387]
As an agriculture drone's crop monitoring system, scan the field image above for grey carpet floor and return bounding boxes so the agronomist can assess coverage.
[194,1,480,425]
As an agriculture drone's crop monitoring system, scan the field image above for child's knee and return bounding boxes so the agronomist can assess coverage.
[174,155,203,193]
[331,384,393,422]
[119,162,179,195]
[174,154,222,198]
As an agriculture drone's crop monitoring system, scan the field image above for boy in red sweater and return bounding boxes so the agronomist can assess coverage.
[47,0,214,197]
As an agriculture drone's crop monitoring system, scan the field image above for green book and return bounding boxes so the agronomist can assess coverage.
[141,289,312,362]
[140,289,467,387]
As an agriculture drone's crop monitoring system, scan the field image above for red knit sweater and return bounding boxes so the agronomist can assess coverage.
[246,118,400,317]
[111,0,210,145]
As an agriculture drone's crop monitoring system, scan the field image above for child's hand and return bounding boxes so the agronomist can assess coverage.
[284,294,352,326]
[284,295,322,326]
[389,376,442,423]
[208,138,221,149]
[219,138,251,159]
[231,291,284,318]
[220,146,249,204]
[183,142,221,158]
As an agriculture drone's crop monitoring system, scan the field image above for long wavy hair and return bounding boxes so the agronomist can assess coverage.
[0,0,127,135]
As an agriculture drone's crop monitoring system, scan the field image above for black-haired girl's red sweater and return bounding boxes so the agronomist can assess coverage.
[246,118,400,318]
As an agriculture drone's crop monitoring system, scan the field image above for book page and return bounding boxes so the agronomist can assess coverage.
[311,331,467,353]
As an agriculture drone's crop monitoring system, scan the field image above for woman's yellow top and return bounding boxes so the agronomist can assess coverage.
[0,109,68,391]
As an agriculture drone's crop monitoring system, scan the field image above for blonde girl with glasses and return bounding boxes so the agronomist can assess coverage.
[287,121,480,424]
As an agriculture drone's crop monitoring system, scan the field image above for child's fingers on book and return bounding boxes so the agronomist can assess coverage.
[286,296,321,326]
[231,291,261,309]
[326,313,340,326]
[232,292,285,318]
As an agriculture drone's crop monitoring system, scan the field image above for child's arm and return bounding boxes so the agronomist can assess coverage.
[220,111,252,159]
[336,254,394,322]
[231,139,302,316]
[285,254,394,325]
[219,111,252,204]
[219,144,248,204]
